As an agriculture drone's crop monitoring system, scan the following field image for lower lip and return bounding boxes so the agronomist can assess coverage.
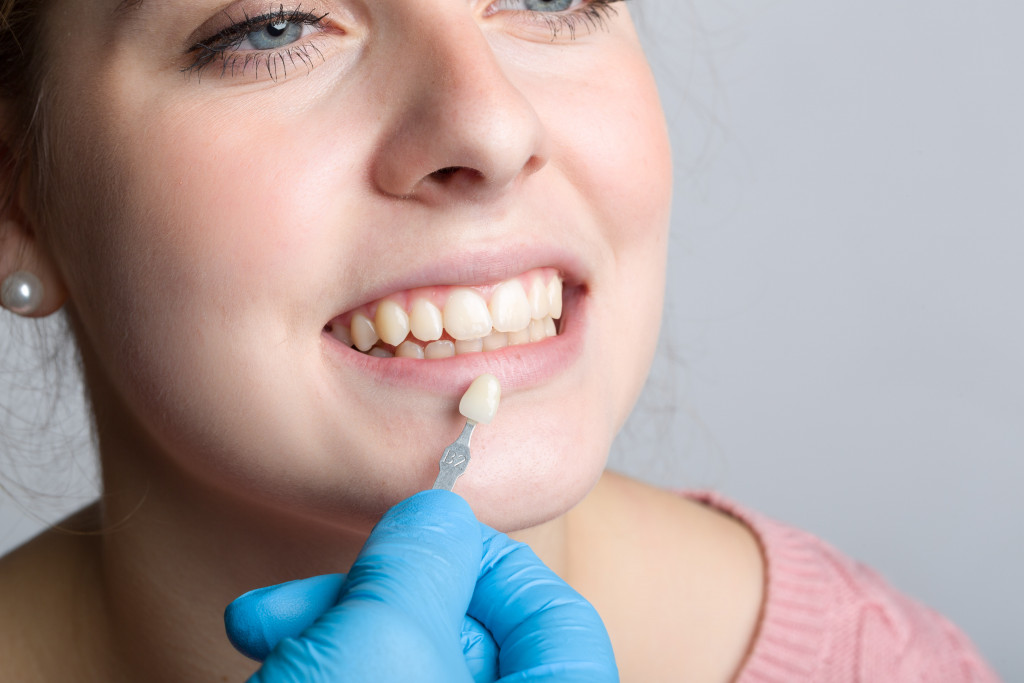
[322,287,587,396]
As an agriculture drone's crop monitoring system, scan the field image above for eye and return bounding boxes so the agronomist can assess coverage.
[494,0,582,11]
[183,8,331,79]
[240,17,313,51]
[521,0,575,9]
[486,0,622,40]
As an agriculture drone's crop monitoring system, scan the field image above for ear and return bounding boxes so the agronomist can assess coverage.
[0,100,68,317]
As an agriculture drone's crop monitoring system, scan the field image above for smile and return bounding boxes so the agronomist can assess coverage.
[325,268,563,359]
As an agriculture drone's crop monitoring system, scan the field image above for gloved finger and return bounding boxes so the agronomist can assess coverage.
[462,615,499,683]
[251,490,483,682]
[468,528,618,682]
[225,573,346,661]
[226,573,499,679]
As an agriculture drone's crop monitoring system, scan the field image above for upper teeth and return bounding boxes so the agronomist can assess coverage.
[444,289,493,340]
[327,271,564,358]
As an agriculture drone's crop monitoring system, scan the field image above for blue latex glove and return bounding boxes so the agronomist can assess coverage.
[226,575,498,681]
[225,490,617,682]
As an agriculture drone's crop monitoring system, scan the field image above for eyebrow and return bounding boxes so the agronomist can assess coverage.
[115,0,144,12]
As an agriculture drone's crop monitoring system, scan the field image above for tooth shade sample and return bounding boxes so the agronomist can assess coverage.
[459,373,501,425]
[455,338,483,355]
[482,331,508,351]
[409,298,443,342]
[351,314,379,352]
[528,278,549,320]
[444,289,493,341]
[547,277,563,319]
[488,280,531,333]
[424,340,455,359]
[395,341,424,359]
[375,299,410,346]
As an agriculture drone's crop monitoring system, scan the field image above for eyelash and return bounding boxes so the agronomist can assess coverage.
[181,0,625,81]
[182,6,330,81]
[499,0,624,41]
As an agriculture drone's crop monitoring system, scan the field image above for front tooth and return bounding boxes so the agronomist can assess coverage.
[488,280,531,333]
[350,313,379,352]
[424,340,455,359]
[395,341,424,359]
[444,289,493,340]
[528,278,549,320]
[547,277,563,319]
[543,316,556,337]
[375,299,410,346]
[409,298,443,342]
[455,338,483,355]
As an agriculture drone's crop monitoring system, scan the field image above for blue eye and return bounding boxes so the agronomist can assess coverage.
[488,0,622,41]
[491,0,584,12]
[183,8,329,79]
[523,0,575,9]
[242,18,307,50]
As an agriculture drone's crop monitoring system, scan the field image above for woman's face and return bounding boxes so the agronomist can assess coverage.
[34,0,671,530]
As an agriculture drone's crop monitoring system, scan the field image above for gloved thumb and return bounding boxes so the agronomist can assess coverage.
[226,573,346,661]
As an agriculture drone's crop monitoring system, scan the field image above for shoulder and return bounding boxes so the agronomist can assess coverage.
[696,494,1001,683]
[569,473,765,682]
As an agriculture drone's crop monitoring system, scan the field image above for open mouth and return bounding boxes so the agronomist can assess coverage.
[324,267,564,359]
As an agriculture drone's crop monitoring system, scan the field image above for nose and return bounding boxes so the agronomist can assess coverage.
[369,8,550,204]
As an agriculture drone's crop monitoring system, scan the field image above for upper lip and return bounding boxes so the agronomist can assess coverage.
[325,240,588,322]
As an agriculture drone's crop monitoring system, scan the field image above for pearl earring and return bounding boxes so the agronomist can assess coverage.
[1,271,44,316]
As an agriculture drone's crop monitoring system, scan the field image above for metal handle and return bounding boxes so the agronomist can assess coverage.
[431,421,476,492]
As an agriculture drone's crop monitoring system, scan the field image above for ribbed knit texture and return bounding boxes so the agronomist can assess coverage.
[689,493,1001,682]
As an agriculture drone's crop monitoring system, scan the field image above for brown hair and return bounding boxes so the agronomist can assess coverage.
[1,0,47,215]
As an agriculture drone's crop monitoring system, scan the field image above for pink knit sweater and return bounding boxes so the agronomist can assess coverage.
[691,493,1001,682]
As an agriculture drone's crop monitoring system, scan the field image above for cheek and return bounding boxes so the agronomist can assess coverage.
[541,46,672,329]
[546,45,674,241]
[39,83,356,463]
[56,96,341,334]
[551,51,673,421]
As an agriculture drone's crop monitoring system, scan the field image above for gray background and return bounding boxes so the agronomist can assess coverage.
[2,0,1021,678]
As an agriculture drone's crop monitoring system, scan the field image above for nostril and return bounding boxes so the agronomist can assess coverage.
[431,167,461,179]
[428,166,485,183]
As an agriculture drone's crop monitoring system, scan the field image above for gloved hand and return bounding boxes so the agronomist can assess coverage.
[224,490,617,682]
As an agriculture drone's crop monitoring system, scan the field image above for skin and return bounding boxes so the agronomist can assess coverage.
[0,0,764,680]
